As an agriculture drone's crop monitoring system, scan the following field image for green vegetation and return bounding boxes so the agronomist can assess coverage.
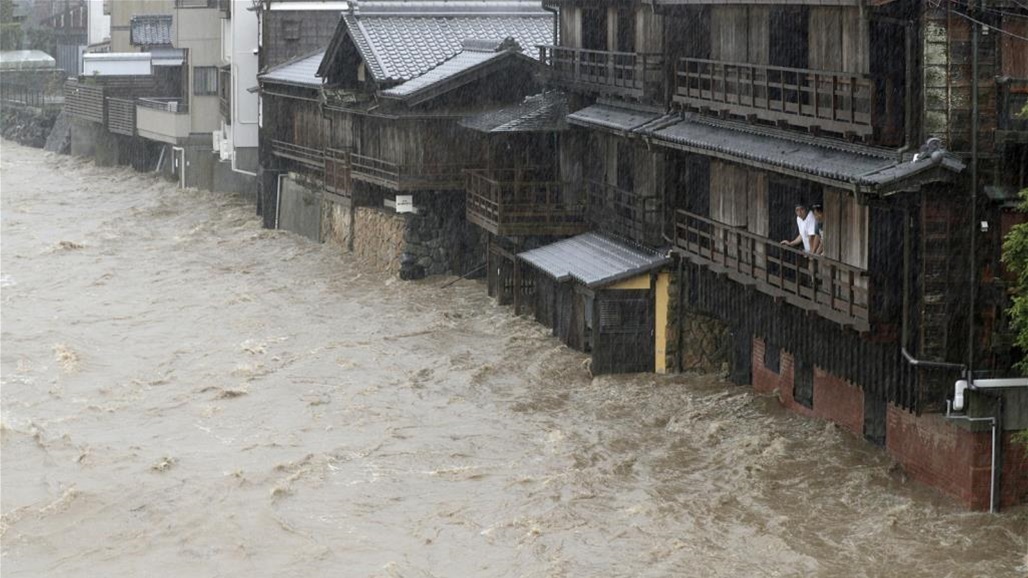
[1000,103,1028,375]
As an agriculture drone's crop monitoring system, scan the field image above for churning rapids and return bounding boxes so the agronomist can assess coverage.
[1,141,1025,577]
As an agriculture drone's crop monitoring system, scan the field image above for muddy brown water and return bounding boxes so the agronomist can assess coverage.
[1,142,1025,577]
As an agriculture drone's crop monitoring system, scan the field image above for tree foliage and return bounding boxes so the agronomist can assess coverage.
[1000,102,1028,374]
[1,0,22,51]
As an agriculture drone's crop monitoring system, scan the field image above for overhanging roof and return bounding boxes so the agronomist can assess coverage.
[461,91,568,133]
[380,38,534,105]
[641,114,966,195]
[261,49,327,88]
[518,232,670,289]
[317,0,552,84]
[566,103,662,135]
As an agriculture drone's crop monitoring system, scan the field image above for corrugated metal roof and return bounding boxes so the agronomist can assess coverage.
[380,40,512,99]
[261,50,327,87]
[461,90,567,133]
[643,114,965,189]
[339,0,551,83]
[518,232,670,288]
[566,104,662,133]
[130,15,173,47]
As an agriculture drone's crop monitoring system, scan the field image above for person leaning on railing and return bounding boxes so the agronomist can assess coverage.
[781,203,818,254]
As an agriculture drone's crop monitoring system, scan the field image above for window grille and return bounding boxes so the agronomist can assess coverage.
[193,66,219,96]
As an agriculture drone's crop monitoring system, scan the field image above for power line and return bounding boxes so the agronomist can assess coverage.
[947,5,1028,42]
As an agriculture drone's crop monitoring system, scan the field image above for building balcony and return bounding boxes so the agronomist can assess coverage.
[673,58,878,140]
[465,168,588,237]
[64,78,105,123]
[582,179,662,247]
[105,97,136,136]
[270,140,324,172]
[135,98,190,144]
[324,148,352,200]
[997,77,1028,142]
[674,209,870,331]
[539,46,663,101]
[350,153,468,192]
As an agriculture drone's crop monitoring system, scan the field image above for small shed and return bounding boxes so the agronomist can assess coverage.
[518,232,671,374]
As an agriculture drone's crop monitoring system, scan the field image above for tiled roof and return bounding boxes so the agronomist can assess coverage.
[332,0,552,83]
[566,103,662,133]
[381,38,523,100]
[130,15,173,47]
[261,50,326,88]
[642,114,965,191]
[461,91,568,133]
[518,232,670,289]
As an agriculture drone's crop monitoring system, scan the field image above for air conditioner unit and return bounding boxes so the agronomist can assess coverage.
[212,130,222,153]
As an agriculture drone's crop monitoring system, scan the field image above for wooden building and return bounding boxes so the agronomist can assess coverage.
[258,0,555,278]
[535,0,1028,509]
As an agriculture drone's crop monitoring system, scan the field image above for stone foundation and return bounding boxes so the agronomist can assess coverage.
[352,207,406,275]
[666,268,729,373]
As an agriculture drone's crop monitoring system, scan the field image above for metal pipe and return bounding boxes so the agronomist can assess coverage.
[967,0,981,386]
[901,346,966,371]
[945,400,998,513]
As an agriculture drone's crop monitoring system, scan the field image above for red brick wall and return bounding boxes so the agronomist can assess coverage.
[751,337,864,436]
[886,405,1028,510]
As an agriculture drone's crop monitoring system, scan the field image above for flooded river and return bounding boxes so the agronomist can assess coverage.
[1,141,1026,576]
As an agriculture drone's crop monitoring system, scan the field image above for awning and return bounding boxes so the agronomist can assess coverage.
[460,91,567,133]
[566,103,662,135]
[518,232,670,288]
[642,113,965,196]
[150,48,185,67]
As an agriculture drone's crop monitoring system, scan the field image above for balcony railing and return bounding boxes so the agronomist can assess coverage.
[675,209,869,330]
[997,77,1028,134]
[582,179,662,246]
[219,67,231,123]
[106,97,136,136]
[137,97,188,113]
[324,148,352,198]
[270,140,324,171]
[539,46,662,100]
[64,78,105,123]
[350,153,469,191]
[465,167,587,237]
[673,58,875,139]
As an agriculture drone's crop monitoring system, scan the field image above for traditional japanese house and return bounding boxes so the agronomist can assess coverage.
[258,0,555,278]
[532,0,1028,509]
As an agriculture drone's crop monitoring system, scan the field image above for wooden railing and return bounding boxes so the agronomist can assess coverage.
[106,97,136,136]
[137,97,189,113]
[673,58,875,138]
[324,147,352,197]
[997,77,1028,132]
[675,209,869,329]
[350,153,468,191]
[270,140,324,171]
[465,167,587,237]
[582,179,662,246]
[539,46,662,99]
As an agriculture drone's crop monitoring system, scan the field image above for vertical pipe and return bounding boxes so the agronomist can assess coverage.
[967,1,980,383]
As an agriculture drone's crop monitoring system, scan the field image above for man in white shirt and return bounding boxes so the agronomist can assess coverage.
[781,203,817,253]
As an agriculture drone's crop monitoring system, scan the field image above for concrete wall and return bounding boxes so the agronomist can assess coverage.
[70,119,99,156]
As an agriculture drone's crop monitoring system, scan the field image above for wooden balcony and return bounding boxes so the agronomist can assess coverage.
[673,58,875,139]
[582,179,662,247]
[105,97,136,136]
[324,148,352,200]
[270,140,324,172]
[675,210,869,331]
[465,168,588,237]
[539,46,663,100]
[997,77,1028,142]
[350,153,468,192]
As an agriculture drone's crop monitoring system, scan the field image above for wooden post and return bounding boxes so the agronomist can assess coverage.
[513,258,522,316]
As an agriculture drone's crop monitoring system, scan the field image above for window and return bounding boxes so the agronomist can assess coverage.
[282,19,301,41]
[193,66,218,96]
